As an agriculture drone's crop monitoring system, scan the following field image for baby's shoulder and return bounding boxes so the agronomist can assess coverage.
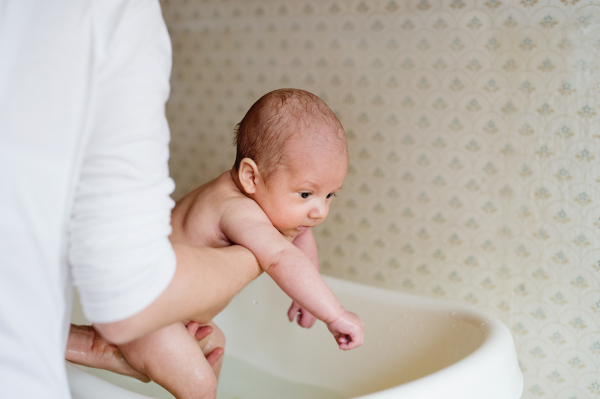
[174,173,239,219]
[199,173,261,216]
[172,172,254,247]
[208,173,252,202]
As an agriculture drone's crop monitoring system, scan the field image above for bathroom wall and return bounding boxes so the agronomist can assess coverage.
[159,0,600,397]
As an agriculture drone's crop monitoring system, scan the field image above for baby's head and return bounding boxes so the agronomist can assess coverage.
[232,88,348,238]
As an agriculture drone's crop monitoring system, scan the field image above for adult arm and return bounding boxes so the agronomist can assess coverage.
[94,244,260,344]
[69,1,260,345]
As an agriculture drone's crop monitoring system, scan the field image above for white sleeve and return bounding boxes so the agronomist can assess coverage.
[68,0,177,323]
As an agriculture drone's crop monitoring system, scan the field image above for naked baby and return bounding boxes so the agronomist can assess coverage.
[117,88,363,398]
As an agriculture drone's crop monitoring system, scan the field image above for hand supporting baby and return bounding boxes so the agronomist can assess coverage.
[66,323,223,382]
[117,321,225,399]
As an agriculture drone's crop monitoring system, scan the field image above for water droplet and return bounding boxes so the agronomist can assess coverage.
[253,300,258,305]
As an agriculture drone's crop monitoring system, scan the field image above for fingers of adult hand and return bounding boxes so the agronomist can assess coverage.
[287,302,301,322]
[194,325,214,341]
[205,347,224,367]
[130,370,152,383]
[186,322,200,336]
[100,350,151,382]
[98,340,150,382]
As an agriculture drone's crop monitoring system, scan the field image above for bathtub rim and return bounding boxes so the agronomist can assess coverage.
[318,275,524,399]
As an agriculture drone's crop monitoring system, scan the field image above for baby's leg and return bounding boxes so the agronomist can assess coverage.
[118,322,217,399]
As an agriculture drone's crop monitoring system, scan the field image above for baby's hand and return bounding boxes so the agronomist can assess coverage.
[326,310,364,350]
[287,301,317,328]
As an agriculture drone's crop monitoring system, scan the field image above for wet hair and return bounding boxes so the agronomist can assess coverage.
[233,88,347,180]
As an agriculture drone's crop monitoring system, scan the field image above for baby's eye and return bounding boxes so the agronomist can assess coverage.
[300,192,311,199]
[326,193,336,199]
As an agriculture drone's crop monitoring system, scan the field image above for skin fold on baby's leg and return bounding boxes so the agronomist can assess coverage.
[118,321,225,399]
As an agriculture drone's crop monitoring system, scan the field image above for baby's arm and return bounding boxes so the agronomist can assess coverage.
[287,229,319,328]
[221,199,363,350]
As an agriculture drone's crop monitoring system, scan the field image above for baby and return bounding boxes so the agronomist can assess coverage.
[118,88,363,398]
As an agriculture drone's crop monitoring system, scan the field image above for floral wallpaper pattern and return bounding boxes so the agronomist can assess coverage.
[160,0,600,397]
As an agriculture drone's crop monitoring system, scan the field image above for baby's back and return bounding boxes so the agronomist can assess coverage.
[170,171,245,249]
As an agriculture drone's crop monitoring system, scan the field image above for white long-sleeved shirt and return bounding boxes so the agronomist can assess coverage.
[0,1,177,397]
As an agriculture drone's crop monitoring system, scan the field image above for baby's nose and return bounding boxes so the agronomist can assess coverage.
[309,202,328,219]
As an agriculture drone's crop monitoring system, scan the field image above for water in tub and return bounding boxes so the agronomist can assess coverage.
[76,355,344,399]
[217,355,344,399]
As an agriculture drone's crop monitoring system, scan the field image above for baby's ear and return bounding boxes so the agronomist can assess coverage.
[238,158,260,194]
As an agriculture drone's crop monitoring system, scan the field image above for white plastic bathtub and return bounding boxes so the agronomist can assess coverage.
[68,274,523,399]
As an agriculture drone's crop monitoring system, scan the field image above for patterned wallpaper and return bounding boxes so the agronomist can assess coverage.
[159,0,600,397]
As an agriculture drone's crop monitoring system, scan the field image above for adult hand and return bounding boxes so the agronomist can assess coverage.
[66,324,150,381]
[185,322,225,367]
[65,323,223,381]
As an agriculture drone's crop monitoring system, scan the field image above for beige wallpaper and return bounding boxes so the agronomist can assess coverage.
[160,0,600,397]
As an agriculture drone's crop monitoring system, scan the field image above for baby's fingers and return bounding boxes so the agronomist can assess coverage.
[297,310,317,328]
[337,335,348,345]
[334,333,358,350]
[337,334,362,350]
[349,326,364,349]
[287,301,302,322]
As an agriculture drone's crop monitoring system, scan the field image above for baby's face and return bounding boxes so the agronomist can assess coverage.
[254,140,348,238]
